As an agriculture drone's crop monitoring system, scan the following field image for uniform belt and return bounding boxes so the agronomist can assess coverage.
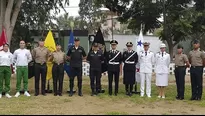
[191,66,203,68]
[54,63,64,65]
[175,65,185,68]
[125,61,135,64]
[108,62,119,65]
[36,63,46,65]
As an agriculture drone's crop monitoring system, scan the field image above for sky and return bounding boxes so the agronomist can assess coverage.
[62,0,80,17]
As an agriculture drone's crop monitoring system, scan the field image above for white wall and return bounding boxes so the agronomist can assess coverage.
[113,35,163,54]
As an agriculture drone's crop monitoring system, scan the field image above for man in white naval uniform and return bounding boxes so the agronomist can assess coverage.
[139,42,155,98]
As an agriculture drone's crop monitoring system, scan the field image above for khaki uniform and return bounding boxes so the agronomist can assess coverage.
[189,50,205,66]
[175,54,188,66]
[188,49,205,99]
[33,47,50,64]
[174,53,188,99]
[51,51,66,96]
[32,47,50,95]
[52,51,66,64]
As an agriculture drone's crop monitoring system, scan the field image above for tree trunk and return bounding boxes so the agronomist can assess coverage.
[166,39,174,62]
[4,0,22,44]
[0,0,6,33]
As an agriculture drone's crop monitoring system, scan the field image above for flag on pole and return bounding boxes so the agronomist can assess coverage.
[136,30,144,54]
[64,30,74,77]
[0,28,7,50]
[91,28,107,73]
[44,30,56,81]
[135,30,144,83]
[44,30,56,52]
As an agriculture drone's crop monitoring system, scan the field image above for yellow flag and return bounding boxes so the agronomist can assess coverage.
[44,30,56,52]
[46,61,53,80]
[44,30,56,80]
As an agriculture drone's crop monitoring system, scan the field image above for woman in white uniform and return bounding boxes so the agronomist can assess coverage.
[155,43,170,98]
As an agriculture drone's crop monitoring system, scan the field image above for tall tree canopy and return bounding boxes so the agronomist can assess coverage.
[0,0,69,44]
[79,0,107,34]
[97,0,205,59]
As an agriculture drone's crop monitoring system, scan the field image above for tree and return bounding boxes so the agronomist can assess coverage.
[190,0,205,49]
[56,14,88,30]
[79,0,107,34]
[0,0,69,44]
[97,0,197,59]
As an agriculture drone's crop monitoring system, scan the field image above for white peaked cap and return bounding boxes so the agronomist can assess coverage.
[160,43,166,48]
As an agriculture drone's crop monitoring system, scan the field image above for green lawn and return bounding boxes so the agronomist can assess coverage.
[0,74,204,115]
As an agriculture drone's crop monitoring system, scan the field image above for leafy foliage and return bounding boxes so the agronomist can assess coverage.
[13,0,69,41]
[79,0,107,34]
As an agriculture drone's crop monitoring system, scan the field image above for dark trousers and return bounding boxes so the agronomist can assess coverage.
[190,66,203,99]
[34,63,47,94]
[125,84,133,93]
[108,71,119,95]
[52,63,64,95]
[90,70,101,93]
[70,67,82,93]
[174,66,186,98]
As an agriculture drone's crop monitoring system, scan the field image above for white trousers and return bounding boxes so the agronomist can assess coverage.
[140,73,152,96]
[135,72,141,83]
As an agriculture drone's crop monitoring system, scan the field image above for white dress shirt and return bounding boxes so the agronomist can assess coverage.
[13,49,32,66]
[155,52,170,74]
[138,50,155,73]
[0,51,13,66]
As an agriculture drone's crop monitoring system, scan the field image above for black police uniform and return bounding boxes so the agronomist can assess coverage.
[106,40,122,96]
[87,43,104,96]
[67,38,86,96]
[122,42,138,96]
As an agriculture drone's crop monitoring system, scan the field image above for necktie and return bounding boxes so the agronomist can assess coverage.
[162,52,164,57]
[145,52,147,56]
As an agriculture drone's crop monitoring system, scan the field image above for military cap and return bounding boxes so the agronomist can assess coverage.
[177,44,183,49]
[160,43,166,48]
[193,39,199,44]
[110,40,118,45]
[39,38,44,41]
[92,42,98,47]
[126,42,133,47]
[74,37,80,41]
[143,42,150,46]
[56,43,61,46]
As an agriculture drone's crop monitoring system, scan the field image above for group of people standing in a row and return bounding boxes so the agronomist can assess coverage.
[0,38,204,101]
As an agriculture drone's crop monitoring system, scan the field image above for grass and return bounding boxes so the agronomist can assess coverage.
[0,74,205,115]
[106,111,129,115]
